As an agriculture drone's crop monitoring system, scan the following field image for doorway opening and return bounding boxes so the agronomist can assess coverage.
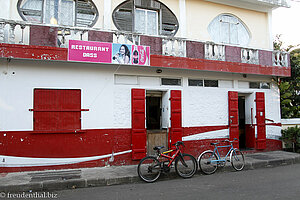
[238,96,246,149]
[146,91,168,155]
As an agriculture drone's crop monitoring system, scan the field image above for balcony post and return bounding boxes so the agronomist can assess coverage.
[0,22,5,43]
[9,23,16,44]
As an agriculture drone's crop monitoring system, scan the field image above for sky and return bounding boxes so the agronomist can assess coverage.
[272,1,300,48]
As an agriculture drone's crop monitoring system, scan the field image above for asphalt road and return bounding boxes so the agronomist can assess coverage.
[55,164,300,200]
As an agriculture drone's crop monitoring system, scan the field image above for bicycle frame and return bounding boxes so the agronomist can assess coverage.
[158,148,183,168]
[211,143,234,164]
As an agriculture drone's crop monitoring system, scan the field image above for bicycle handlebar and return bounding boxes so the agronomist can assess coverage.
[172,141,185,148]
[222,138,238,143]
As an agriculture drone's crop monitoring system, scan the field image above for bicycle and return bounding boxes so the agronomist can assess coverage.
[137,141,197,183]
[198,138,245,175]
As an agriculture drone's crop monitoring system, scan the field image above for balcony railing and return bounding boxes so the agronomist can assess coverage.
[205,42,225,61]
[241,48,259,65]
[0,18,289,68]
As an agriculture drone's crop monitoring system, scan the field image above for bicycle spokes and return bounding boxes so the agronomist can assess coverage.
[175,154,197,178]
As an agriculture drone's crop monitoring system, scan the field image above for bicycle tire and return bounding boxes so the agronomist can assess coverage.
[230,149,245,171]
[137,156,161,183]
[175,153,197,178]
[198,150,218,175]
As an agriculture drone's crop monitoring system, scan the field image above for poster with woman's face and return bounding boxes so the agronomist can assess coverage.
[112,44,131,64]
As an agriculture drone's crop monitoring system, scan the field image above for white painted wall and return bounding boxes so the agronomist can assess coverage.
[0,0,10,19]
[0,58,281,140]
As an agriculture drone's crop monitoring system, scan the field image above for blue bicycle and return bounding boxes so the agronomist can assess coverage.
[198,139,245,175]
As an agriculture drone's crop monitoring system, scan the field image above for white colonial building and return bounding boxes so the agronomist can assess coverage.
[0,0,291,172]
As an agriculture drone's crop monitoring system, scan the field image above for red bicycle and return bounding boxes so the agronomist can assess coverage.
[137,141,197,183]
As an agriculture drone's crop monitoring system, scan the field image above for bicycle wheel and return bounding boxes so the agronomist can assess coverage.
[230,149,245,171]
[175,153,197,178]
[137,156,161,183]
[198,151,218,175]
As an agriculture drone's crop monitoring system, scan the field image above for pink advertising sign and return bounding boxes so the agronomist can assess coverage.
[68,40,112,63]
[68,40,150,66]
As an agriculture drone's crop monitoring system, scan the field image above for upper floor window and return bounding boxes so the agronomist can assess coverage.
[135,8,158,35]
[208,14,250,46]
[113,0,179,36]
[17,0,98,27]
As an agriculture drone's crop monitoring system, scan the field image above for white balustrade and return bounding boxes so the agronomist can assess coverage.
[113,31,140,45]
[0,22,5,42]
[162,38,186,57]
[0,20,29,44]
[204,42,225,61]
[273,51,288,67]
[0,18,290,68]
[258,0,290,7]
[241,48,259,64]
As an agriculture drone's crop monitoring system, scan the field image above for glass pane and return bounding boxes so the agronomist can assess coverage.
[209,14,250,45]
[230,23,238,44]
[59,0,74,26]
[20,0,43,22]
[161,78,181,86]
[249,82,260,89]
[44,0,74,26]
[135,9,146,33]
[188,79,203,87]
[204,80,218,87]
[260,82,270,89]
[220,21,229,44]
[147,10,158,35]
[44,0,58,24]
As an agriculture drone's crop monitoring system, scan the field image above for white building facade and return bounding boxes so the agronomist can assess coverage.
[0,0,291,172]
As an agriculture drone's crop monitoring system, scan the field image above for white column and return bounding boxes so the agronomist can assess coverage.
[104,0,112,30]
[268,10,273,50]
[179,0,186,37]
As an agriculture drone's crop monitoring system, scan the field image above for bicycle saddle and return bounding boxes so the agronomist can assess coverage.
[210,143,219,145]
[153,146,164,150]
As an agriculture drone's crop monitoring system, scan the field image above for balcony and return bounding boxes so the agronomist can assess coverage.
[206,0,290,11]
[0,18,290,77]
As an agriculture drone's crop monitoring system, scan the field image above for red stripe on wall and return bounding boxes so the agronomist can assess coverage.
[0,129,131,158]
[150,55,291,77]
[0,43,290,77]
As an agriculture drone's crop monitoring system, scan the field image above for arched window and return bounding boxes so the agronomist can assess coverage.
[112,0,179,37]
[17,0,98,27]
[208,14,250,46]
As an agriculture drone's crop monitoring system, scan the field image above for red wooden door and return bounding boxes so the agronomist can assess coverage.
[131,89,146,160]
[33,89,81,131]
[169,90,182,148]
[256,92,266,149]
[228,91,239,148]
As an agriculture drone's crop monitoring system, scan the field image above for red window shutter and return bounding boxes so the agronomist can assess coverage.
[228,91,239,148]
[33,89,81,131]
[131,89,146,160]
[256,92,266,149]
[169,90,182,148]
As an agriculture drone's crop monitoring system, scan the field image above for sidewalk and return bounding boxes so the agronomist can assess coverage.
[0,151,300,192]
